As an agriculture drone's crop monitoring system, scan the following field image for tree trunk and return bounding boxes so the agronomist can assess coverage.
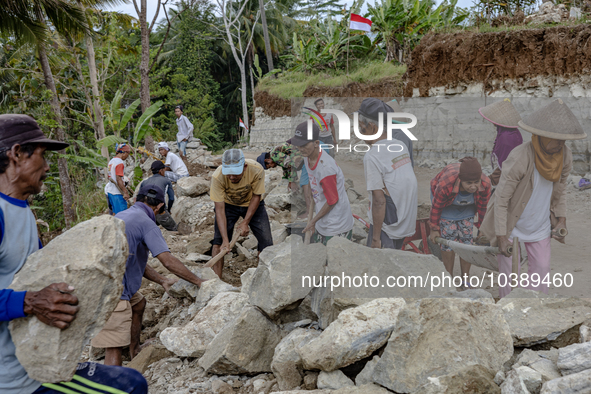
[85,35,109,161]
[239,64,249,140]
[249,66,256,127]
[38,44,76,228]
[259,0,274,72]
[138,0,154,151]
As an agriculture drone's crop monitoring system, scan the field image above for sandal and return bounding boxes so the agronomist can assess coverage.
[579,178,591,190]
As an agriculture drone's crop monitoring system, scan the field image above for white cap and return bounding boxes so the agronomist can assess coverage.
[157,142,170,151]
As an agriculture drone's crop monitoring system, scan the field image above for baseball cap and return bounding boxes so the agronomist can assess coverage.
[222,149,245,175]
[151,160,165,172]
[116,143,131,153]
[289,121,320,147]
[157,142,170,151]
[357,98,407,124]
[138,183,165,204]
[0,114,69,151]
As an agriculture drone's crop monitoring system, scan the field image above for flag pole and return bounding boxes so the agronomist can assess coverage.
[347,12,351,76]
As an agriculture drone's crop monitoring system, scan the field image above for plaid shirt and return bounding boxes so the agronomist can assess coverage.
[270,143,302,183]
[429,163,491,231]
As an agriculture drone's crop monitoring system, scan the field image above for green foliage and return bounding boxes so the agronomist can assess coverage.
[133,100,163,145]
[96,135,127,149]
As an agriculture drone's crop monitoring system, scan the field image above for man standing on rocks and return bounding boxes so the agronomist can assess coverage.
[0,114,148,394]
[158,142,189,182]
[481,99,585,297]
[293,122,354,245]
[313,98,338,158]
[139,161,177,231]
[174,105,194,158]
[356,100,418,249]
[92,183,206,366]
[210,149,273,277]
[105,143,131,214]
[429,157,491,285]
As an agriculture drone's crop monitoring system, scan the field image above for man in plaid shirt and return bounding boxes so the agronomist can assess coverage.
[428,157,491,286]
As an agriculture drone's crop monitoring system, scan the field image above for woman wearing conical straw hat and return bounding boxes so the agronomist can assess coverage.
[480,99,587,298]
[478,99,524,186]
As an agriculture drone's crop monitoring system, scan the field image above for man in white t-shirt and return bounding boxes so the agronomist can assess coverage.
[105,143,131,214]
[481,99,586,298]
[313,99,337,158]
[357,100,418,249]
[157,142,189,182]
[292,121,354,245]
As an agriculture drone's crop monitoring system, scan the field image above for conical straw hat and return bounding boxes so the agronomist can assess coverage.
[478,99,522,128]
[518,99,587,140]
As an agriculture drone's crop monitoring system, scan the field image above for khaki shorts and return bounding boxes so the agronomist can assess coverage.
[91,292,144,348]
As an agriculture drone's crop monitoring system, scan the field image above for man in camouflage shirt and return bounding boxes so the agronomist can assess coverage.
[257,142,303,192]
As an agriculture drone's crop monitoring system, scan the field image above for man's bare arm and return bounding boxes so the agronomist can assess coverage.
[157,251,205,287]
[144,265,177,293]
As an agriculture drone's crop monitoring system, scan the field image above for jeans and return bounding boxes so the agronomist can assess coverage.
[178,140,188,156]
[107,193,127,215]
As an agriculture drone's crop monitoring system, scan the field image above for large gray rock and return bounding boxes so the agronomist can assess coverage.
[9,216,128,383]
[194,278,239,309]
[415,365,500,394]
[514,349,561,382]
[501,370,530,394]
[512,366,542,393]
[159,292,248,357]
[310,237,456,329]
[355,356,380,386]
[199,305,283,374]
[540,369,591,393]
[176,176,210,197]
[167,267,218,300]
[272,328,322,390]
[265,183,291,211]
[245,236,326,318]
[171,196,213,226]
[317,370,354,390]
[372,298,513,393]
[186,232,214,254]
[300,298,405,371]
[273,384,390,393]
[557,342,591,376]
[498,289,591,347]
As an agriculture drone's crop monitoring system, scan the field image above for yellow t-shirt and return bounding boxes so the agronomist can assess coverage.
[210,159,265,207]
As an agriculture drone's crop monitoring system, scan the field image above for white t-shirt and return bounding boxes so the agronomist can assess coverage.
[305,151,354,236]
[104,157,124,195]
[364,140,417,239]
[314,113,334,138]
[511,167,552,242]
[165,152,189,176]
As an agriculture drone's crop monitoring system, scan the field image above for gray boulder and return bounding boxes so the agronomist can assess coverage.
[9,216,128,383]
[171,197,214,226]
[272,328,322,390]
[167,267,218,300]
[176,176,210,197]
[186,232,214,254]
[372,298,513,393]
[355,356,380,386]
[160,292,248,357]
[199,306,283,374]
[498,289,591,347]
[265,183,291,211]
[194,278,239,309]
[300,298,405,371]
[541,369,591,393]
[514,349,561,382]
[415,365,500,394]
[317,370,354,390]
[501,370,530,394]
[513,366,542,393]
[245,236,326,318]
[557,342,591,376]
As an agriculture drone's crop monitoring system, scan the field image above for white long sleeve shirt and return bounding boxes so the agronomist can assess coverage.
[176,115,194,143]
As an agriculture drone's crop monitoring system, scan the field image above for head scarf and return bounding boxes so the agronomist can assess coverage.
[491,126,523,169]
[532,135,564,182]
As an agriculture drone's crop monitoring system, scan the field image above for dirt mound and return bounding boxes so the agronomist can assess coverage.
[405,24,591,96]
[254,90,291,118]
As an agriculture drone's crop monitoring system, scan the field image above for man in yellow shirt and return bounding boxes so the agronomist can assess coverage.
[210,149,273,277]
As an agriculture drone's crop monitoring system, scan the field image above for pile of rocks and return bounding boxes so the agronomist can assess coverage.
[524,1,572,24]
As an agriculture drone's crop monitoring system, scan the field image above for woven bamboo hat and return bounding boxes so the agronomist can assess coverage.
[518,99,587,140]
[478,99,522,128]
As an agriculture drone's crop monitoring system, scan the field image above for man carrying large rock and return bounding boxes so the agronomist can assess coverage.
[481,99,586,298]
[139,160,177,231]
[210,149,273,277]
[92,183,206,365]
[292,122,354,245]
[157,141,189,182]
[356,99,418,249]
[0,114,148,394]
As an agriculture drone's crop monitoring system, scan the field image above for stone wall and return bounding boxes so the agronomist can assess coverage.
[250,93,591,174]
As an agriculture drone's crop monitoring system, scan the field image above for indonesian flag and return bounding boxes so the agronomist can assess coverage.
[239,118,248,130]
[350,13,372,32]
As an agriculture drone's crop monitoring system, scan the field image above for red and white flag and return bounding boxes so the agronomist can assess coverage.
[239,118,248,130]
[350,13,372,32]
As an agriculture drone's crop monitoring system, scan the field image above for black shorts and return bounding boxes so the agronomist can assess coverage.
[212,200,273,252]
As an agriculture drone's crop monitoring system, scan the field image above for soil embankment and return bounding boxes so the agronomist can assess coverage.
[406,24,591,96]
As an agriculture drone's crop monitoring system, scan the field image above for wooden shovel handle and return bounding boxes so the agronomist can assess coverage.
[304,202,315,245]
[204,230,241,268]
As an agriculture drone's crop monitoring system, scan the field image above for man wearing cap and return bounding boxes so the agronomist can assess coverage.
[481,99,585,298]
[429,157,492,284]
[105,143,131,214]
[478,100,523,186]
[92,183,206,366]
[357,104,418,249]
[313,98,338,158]
[0,114,148,394]
[158,141,189,182]
[139,160,177,231]
[293,121,354,245]
[358,98,415,167]
[175,105,194,158]
[210,149,273,277]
